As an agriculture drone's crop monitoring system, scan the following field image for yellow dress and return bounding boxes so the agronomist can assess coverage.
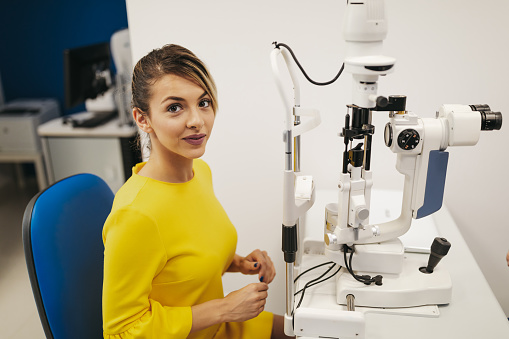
[102,160,273,338]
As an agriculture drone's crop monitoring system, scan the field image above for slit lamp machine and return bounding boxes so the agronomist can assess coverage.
[270,0,502,338]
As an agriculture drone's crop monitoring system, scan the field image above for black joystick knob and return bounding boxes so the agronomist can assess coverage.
[376,96,388,108]
[373,95,407,111]
[420,237,451,274]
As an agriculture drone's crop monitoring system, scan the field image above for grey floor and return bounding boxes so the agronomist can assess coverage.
[0,164,46,338]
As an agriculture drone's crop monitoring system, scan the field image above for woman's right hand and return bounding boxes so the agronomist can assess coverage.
[222,282,269,322]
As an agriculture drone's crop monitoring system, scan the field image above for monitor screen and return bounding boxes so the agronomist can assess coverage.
[64,42,111,109]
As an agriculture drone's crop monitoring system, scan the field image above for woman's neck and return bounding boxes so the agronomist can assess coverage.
[138,150,194,183]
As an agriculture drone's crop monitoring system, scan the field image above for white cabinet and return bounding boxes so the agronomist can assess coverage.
[0,116,40,152]
[0,99,60,190]
[0,99,59,152]
[38,114,140,192]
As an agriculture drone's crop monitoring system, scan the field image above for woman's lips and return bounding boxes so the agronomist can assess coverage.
[183,134,206,145]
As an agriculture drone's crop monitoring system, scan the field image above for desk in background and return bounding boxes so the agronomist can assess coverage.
[38,113,140,193]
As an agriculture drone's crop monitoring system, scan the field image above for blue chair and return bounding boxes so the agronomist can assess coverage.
[22,173,114,339]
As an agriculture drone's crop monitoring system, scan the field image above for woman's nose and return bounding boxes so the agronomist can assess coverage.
[187,108,204,129]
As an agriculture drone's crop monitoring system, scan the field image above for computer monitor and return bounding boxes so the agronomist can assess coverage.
[63,42,112,109]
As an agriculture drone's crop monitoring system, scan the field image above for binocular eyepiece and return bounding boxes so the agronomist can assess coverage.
[469,104,503,131]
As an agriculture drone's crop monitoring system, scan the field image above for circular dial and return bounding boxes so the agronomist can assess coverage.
[397,128,420,150]
[384,123,393,147]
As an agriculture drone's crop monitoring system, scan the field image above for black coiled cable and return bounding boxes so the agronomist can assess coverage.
[273,42,345,86]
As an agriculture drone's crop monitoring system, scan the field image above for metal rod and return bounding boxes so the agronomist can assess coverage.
[294,116,301,172]
[284,130,293,171]
[294,135,301,173]
[286,263,295,316]
[346,294,355,311]
[342,111,351,174]
[365,134,373,171]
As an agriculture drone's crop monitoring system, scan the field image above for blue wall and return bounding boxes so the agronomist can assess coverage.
[0,0,128,115]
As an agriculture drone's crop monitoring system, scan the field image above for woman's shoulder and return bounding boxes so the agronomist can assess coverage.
[112,172,150,208]
[194,158,211,174]
[194,158,214,182]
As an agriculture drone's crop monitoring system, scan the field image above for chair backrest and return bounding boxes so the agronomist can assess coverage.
[22,173,114,339]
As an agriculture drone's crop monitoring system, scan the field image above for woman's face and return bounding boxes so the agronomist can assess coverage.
[143,74,215,161]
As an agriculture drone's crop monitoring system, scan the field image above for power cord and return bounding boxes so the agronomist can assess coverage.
[291,261,343,330]
[343,244,383,286]
[273,42,345,86]
[294,260,334,283]
[292,261,341,322]
[295,264,342,306]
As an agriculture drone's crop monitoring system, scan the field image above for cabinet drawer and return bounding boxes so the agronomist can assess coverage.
[0,118,39,152]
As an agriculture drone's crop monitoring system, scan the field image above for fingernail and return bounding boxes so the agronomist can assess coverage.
[254,263,258,268]
[260,276,264,282]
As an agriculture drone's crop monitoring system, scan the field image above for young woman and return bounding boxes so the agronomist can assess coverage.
[102,44,293,338]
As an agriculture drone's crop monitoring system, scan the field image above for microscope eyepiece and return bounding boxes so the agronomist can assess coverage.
[480,111,502,131]
[469,104,503,130]
[469,104,491,112]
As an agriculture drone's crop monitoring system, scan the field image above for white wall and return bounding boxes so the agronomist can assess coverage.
[126,0,509,316]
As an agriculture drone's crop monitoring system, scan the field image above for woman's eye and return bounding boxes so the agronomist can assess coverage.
[167,104,182,113]
[199,99,211,108]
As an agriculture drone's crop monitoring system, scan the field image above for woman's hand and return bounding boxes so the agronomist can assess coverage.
[190,282,268,332]
[222,282,269,322]
[228,250,276,283]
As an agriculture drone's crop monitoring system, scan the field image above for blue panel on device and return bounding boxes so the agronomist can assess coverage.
[416,150,449,219]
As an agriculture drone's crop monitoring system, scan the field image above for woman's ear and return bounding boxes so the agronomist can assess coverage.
[133,108,152,133]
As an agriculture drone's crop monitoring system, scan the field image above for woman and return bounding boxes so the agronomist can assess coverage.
[102,44,292,338]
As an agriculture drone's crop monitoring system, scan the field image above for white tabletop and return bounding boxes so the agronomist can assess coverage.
[38,112,137,138]
[296,189,509,338]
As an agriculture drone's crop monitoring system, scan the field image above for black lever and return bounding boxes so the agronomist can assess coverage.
[420,237,451,274]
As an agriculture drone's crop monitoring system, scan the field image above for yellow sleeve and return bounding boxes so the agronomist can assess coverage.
[102,208,192,338]
[214,311,274,339]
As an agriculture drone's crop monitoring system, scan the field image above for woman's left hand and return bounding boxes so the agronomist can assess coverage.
[230,250,276,284]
